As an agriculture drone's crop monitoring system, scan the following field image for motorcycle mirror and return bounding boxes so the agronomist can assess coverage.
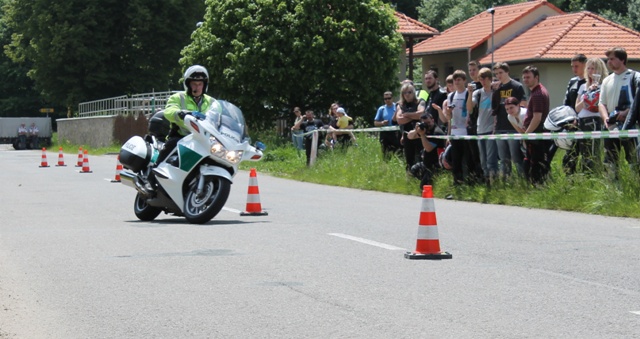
[255,141,266,151]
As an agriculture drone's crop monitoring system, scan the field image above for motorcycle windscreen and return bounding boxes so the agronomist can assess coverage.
[205,100,248,141]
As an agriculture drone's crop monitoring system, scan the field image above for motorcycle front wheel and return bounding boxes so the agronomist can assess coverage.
[183,176,231,224]
[134,193,162,221]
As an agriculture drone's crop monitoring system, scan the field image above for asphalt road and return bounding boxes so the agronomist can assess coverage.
[1,145,639,338]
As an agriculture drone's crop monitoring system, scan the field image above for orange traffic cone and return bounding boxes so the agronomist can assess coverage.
[75,147,83,167]
[240,168,268,216]
[404,185,452,260]
[55,147,67,166]
[39,148,50,168]
[110,155,123,182]
[79,149,92,173]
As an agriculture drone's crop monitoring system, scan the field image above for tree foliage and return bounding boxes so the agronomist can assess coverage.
[3,0,204,109]
[0,0,41,117]
[418,0,523,32]
[180,0,404,127]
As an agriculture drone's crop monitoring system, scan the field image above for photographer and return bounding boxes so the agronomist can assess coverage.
[407,113,446,189]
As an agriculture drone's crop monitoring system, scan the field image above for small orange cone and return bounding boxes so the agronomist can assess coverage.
[111,155,123,182]
[75,147,83,167]
[39,148,50,168]
[55,147,67,166]
[79,149,92,173]
[404,185,452,260]
[240,168,268,216]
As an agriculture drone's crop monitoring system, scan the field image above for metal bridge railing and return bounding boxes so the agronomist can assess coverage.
[78,91,179,117]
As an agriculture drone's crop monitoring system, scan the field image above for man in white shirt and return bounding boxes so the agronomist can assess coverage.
[598,47,640,173]
[441,70,482,184]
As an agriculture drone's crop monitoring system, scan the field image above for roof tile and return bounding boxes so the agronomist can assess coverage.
[394,11,439,36]
[413,0,562,54]
[478,12,640,64]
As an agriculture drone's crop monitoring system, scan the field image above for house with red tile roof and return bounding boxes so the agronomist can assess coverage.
[394,11,439,82]
[412,0,640,107]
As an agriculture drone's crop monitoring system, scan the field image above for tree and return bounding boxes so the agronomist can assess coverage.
[3,0,204,110]
[180,0,404,128]
[382,0,421,19]
[418,0,524,32]
[0,0,40,117]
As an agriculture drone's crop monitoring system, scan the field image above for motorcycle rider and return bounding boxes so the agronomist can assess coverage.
[159,65,222,164]
[144,65,221,193]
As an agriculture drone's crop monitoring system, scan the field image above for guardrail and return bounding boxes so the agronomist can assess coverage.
[78,91,179,117]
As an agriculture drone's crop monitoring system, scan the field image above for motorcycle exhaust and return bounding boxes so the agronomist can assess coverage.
[119,170,137,189]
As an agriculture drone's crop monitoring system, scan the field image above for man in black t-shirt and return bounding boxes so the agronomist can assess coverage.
[423,70,448,131]
[407,113,446,189]
[293,110,324,166]
[560,54,587,174]
[491,62,526,177]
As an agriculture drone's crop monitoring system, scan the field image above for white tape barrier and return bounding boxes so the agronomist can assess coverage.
[293,127,640,141]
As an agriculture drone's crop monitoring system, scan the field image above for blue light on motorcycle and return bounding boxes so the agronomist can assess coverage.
[255,141,266,151]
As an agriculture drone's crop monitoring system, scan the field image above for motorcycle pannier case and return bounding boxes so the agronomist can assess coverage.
[119,136,152,172]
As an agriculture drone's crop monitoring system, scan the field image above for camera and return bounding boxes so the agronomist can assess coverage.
[410,162,427,179]
[417,122,427,130]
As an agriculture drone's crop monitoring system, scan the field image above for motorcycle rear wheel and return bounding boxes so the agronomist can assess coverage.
[184,176,231,224]
[134,193,162,221]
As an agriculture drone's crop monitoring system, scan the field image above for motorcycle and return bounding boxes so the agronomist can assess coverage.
[118,100,265,224]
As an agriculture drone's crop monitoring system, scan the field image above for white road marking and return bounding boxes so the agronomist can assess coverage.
[535,269,639,295]
[222,206,242,214]
[631,311,640,316]
[328,233,406,251]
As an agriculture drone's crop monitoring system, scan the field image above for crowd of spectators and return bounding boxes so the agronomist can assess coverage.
[290,47,640,187]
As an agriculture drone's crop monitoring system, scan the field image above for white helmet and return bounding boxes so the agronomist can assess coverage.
[544,105,577,131]
[183,65,209,93]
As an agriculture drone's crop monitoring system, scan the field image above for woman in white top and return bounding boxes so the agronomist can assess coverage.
[505,97,527,133]
[574,57,609,172]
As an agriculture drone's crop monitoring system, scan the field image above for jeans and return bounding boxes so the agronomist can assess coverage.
[525,140,554,184]
[495,132,524,177]
[291,130,304,150]
[478,136,498,178]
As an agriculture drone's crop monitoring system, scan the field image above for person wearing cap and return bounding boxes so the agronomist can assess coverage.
[329,107,357,147]
[406,112,445,188]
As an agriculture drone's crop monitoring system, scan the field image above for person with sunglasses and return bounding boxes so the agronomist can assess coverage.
[374,91,400,159]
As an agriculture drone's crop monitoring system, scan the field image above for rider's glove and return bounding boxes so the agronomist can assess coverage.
[177,110,190,120]
[192,111,206,120]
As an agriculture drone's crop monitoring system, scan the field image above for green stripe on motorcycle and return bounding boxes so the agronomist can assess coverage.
[178,145,203,172]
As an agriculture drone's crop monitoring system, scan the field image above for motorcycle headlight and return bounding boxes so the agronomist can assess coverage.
[210,137,243,164]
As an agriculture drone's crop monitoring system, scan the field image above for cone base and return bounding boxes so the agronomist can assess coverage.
[79,170,92,173]
[240,211,268,216]
[110,179,121,183]
[39,165,50,168]
[55,164,67,167]
[75,165,82,167]
[404,251,452,260]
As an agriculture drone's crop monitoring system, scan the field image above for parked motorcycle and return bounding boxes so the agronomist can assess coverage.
[118,100,265,224]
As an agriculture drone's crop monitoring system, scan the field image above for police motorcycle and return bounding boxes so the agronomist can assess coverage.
[118,101,265,224]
